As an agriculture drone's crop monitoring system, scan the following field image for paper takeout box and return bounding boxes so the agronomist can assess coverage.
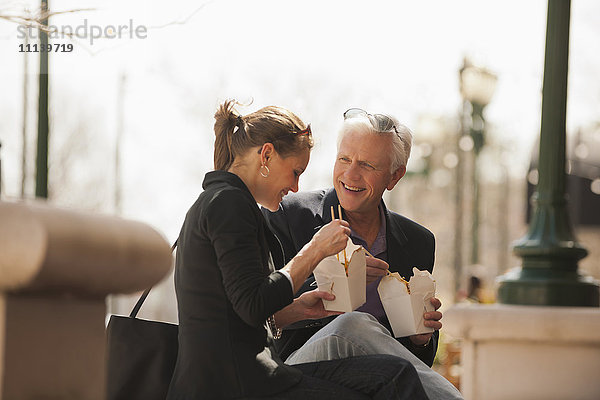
[378,267,436,338]
[313,239,366,312]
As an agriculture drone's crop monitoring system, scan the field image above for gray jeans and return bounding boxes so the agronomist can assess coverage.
[286,312,463,400]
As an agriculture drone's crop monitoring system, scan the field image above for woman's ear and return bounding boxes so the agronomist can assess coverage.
[260,143,275,164]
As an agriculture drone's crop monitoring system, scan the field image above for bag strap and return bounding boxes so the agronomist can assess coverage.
[129,240,178,318]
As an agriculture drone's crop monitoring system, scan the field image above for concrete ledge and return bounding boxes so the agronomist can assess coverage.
[2,295,106,399]
[0,201,173,296]
[445,303,600,344]
[445,303,600,400]
[0,200,174,399]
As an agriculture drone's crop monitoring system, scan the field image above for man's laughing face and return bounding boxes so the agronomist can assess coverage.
[333,129,404,216]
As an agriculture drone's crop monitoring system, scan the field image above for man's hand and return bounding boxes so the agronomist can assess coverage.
[366,255,389,284]
[275,290,343,328]
[409,297,443,347]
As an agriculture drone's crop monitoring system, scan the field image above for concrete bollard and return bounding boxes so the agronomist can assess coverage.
[0,201,173,400]
[445,303,600,400]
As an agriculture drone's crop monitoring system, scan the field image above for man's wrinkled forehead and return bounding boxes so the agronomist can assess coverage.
[336,129,394,165]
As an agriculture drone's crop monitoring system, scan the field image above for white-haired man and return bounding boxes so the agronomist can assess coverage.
[263,108,463,400]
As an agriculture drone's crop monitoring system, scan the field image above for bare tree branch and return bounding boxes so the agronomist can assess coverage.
[1,1,213,55]
[0,7,95,35]
[148,1,215,30]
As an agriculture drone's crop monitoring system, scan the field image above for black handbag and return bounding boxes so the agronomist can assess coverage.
[106,242,178,400]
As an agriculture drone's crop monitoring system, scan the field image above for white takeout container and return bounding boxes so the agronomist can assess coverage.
[313,239,366,313]
[378,267,436,338]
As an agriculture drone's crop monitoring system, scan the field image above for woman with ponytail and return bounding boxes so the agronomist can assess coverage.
[167,100,428,400]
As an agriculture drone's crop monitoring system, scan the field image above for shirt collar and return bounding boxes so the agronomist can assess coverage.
[349,203,387,256]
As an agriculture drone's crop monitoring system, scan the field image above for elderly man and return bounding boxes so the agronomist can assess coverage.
[263,108,463,400]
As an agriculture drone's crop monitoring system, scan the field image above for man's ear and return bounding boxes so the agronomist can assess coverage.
[387,165,406,190]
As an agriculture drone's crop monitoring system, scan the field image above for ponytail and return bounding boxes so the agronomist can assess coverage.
[213,100,243,171]
[212,99,313,171]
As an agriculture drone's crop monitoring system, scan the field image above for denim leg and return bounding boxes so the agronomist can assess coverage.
[286,312,463,400]
[288,355,429,400]
[258,372,370,400]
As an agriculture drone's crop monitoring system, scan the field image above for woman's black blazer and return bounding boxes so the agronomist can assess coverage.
[167,171,301,399]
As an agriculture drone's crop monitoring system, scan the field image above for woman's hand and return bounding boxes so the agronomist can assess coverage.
[294,290,343,320]
[274,290,343,328]
[309,220,351,260]
[281,220,350,294]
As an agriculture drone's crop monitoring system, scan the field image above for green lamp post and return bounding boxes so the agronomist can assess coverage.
[35,0,49,199]
[497,0,599,306]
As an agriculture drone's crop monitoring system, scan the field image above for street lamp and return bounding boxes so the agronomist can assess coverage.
[460,60,498,109]
[459,58,497,266]
[497,0,598,306]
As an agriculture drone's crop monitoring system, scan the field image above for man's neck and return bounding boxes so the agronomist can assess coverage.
[345,206,381,249]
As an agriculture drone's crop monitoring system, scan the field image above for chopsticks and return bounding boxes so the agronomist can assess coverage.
[330,205,348,271]
[330,206,339,261]
[329,205,376,262]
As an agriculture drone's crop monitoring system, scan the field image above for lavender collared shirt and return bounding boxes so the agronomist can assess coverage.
[351,205,388,324]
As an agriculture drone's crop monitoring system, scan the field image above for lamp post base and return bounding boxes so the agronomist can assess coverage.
[497,267,599,306]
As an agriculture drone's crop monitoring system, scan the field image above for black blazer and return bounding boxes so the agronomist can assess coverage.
[262,188,439,366]
[167,171,301,399]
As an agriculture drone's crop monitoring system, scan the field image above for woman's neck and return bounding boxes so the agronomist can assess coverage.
[228,159,260,199]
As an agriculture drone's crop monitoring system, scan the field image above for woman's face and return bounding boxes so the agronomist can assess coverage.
[258,148,310,211]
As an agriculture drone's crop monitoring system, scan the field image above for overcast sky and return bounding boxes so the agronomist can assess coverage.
[1,0,599,242]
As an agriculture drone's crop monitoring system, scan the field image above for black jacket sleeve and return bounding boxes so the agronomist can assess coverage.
[204,189,293,328]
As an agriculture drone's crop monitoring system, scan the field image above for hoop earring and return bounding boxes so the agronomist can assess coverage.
[260,165,270,178]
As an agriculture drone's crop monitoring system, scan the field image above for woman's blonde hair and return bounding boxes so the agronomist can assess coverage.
[213,100,313,171]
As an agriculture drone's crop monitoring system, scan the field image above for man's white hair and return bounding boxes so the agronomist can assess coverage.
[337,115,413,173]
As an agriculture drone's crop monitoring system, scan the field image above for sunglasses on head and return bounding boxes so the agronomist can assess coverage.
[343,108,399,134]
[293,123,311,136]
